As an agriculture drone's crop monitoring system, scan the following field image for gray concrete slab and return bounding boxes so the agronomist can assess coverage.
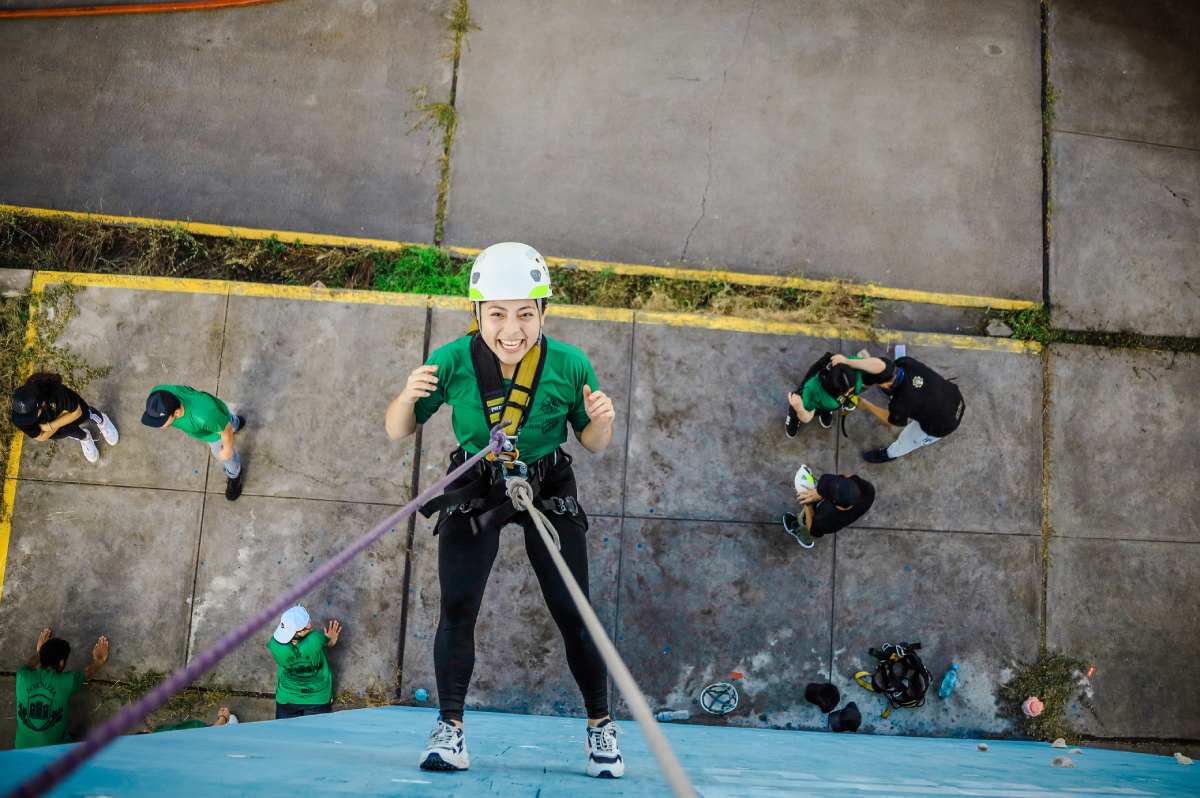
[831,529,1041,737]
[1047,537,1200,739]
[1050,0,1200,150]
[18,284,226,491]
[837,341,1042,535]
[1049,344,1200,542]
[447,0,1041,298]
[614,517,833,730]
[205,295,426,504]
[0,481,202,675]
[416,307,632,517]
[1050,133,1200,338]
[0,0,449,241]
[187,494,406,697]
[0,268,31,297]
[625,320,838,522]
[401,513,622,717]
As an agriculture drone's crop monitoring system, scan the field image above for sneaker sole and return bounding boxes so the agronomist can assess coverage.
[419,753,468,772]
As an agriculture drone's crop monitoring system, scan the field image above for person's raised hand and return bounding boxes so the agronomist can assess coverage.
[36,628,52,652]
[787,392,805,412]
[582,385,614,429]
[399,365,439,404]
[830,354,849,367]
[325,619,342,646]
[92,635,110,664]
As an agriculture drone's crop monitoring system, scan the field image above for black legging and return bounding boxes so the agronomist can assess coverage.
[48,400,97,441]
[433,460,609,723]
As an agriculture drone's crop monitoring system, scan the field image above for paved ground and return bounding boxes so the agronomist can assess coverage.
[1,276,1196,755]
[0,0,1041,303]
[1049,0,1200,336]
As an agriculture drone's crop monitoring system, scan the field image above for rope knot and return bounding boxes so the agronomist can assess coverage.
[505,476,560,551]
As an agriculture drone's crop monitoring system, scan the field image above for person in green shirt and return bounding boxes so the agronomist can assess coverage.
[14,627,109,749]
[141,384,247,500]
[385,242,623,779]
[785,351,893,435]
[267,604,342,719]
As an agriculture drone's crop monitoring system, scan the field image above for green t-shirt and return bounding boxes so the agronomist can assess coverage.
[414,334,598,464]
[267,630,332,705]
[14,666,84,749]
[153,384,231,443]
[800,356,865,412]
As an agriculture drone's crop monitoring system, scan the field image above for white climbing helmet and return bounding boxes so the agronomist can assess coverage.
[468,242,552,302]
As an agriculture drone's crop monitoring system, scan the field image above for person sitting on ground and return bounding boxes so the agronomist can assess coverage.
[786,352,891,435]
[829,351,966,463]
[141,384,246,500]
[10,372,119,464]
[14,628,109,749]
[146,706,238,733]
[268,605,341,720]
[783,472,875,549]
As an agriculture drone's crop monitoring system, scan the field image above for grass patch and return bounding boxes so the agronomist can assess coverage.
[103,669,238,730]
[0,282,110,477]
[0,211,880,330]
[999,651,1092,742]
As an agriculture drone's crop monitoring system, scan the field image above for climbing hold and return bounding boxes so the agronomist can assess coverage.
[1069,748,1083,754]
[1022,696,1044,718]
[977,743,989,752]
[414,688,429,703]
[699,682,739,715]
[1051,756,1075,768]
[1051,738,1067,748]
[1175,752,1194,766]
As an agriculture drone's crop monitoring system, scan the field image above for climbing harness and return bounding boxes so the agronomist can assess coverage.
[854,641,932,719]
[469,332,546,467]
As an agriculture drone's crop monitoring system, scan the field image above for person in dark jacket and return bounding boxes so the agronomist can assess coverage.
[10,373,118,464]
[828,352,966,463]
[783,472,875,549]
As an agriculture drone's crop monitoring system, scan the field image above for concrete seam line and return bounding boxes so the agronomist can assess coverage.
[29,270,1039,355]
[2,204,1039,310]
[0,0,282,20]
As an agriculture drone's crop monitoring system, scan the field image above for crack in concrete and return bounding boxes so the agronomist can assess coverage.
[1163,183,1194,209]
[681,1,757,262]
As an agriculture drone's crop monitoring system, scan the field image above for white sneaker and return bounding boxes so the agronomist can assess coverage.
[419,719,469,771]
[585,719,624,778]
[79,433,99,464]
[95,412,119,446]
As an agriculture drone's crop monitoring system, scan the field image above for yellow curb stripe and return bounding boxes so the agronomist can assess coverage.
[4,204,1039,311]
[0,286,41,601]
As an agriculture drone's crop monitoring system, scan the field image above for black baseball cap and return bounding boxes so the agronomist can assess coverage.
[817,474,862,507]
[804,682,840,714]
[829,701,862,732]
[141,389,181,428]
[10,385,41,427]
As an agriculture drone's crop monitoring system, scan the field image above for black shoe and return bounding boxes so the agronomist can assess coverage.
[785,409,799,438]
[862,448,895,464]
[817,411,834,429]
[782,513,815,549]
[235,414,246,431]
[225,473,244,501]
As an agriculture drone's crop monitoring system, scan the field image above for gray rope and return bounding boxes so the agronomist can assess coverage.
[505,477,698,798]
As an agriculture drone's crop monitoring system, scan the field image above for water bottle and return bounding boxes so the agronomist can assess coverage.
[938,663,960,699]
[655,709,690,722]
[414,688,429,703]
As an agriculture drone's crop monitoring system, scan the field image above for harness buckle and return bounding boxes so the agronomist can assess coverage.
[501,460,529,482]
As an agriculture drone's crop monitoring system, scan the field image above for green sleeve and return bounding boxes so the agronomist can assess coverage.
[568,357,599,435]
[413,348,451,425]
[267,640,290,666]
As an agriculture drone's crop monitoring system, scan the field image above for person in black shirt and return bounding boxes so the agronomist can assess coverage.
[830,352,966,463]
[10,373,119,464]
[782,473,875,548]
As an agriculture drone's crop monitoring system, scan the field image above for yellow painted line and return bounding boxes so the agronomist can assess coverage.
[0,287,41,601]
[3,204,415,252]
[228,281,427,308]
[447,244,1039,312]
[33,270,231,295]
[4,204,1039,311]
[634,308,1041,355]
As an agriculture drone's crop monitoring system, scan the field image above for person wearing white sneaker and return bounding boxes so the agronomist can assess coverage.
[585,718,625,778]
[419,718,470,771]
[10,373,118,465]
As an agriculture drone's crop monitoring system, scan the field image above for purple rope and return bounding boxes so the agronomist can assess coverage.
[8,429,508,798]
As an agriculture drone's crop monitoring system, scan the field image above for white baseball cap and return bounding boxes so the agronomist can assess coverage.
[273,605,310,644]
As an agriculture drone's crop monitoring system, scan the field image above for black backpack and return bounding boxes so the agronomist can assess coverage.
[854,641,931,718]
[799,352,858,437]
